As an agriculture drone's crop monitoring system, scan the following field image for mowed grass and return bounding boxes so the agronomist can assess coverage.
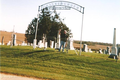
[0,45,120,80]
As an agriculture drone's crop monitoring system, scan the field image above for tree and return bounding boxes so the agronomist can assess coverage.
[25,18,37,43]
[25,8,70,45]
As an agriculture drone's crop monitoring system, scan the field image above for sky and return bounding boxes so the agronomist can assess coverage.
[1,0,120,44]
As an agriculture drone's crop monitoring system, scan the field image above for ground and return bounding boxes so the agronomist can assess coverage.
[0,73,40,80]
[1,45,120,80]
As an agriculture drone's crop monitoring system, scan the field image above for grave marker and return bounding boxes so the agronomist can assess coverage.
[111,28,117,55]
[83,44,88,52]
[99,48,102,54]
[106,46,110,54]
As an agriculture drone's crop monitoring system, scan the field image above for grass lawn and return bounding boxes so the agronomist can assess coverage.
[0,45,120,80]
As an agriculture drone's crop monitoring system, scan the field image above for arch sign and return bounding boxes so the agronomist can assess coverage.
[34,1,85,55]
[40,1,84,14]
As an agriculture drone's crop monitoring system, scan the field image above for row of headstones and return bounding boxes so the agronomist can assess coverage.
[96,47,120,56]
[37,32,75,50]
[0,34,32,46]
[0,42,4,45]
[3,41,32,46]
[37,40,60,49]
[97,47,110,54]
[36,33,60,49]
[2,39,60,49]
[83,44,114,54]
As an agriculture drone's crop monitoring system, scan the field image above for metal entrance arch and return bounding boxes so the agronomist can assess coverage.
[34,1,85,55]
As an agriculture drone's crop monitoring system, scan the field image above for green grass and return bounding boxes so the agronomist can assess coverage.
[0,45,120,80]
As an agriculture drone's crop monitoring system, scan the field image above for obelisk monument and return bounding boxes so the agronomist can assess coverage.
[111,28,117,55]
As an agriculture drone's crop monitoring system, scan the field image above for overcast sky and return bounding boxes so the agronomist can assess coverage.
[1,0,120,44]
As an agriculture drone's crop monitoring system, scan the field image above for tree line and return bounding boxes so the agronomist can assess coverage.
[74,40,114,46]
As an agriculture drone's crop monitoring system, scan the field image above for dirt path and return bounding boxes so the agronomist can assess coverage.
[0,73,41,80]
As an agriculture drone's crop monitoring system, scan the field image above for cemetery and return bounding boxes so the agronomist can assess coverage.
[1,1,120,80]
[1,27,120,80]
[1,45,120,80]
[1,29,120,58]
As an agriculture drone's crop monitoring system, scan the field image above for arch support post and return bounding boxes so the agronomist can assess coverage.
[33,6,40,49]
[79,10,84,55]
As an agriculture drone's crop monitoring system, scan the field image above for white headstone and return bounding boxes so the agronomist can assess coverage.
[56,30,61,49]
[38,40,42,48]
[88,48,92,53]
[45,42,47,48]
[7,41,11,46]
[99,48,103,54]
[55,43,57,49]
[66,33,75,50]
[33,39,37,49]
[50,40,54,48]
[2,43,4,45]
[27,43,30,46]
[43,42,48,50]
[25,43,27,46]
[21,41,25,46]
[103,49,106,54]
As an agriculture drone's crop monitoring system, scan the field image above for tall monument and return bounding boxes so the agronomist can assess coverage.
[111,28,117,55]
[56,29,61,49]
[13,34,16,46]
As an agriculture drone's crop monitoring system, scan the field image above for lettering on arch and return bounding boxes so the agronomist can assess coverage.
[39,1,84,14]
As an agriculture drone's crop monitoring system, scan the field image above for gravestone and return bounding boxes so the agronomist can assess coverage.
[43,34,47,50]
[24,43,27,46]
[22,41,25,46]
[33,39,37,48]
[83,44,88,52]
[38,34,47,49]
[117,47,120,56]
[13,34,16,46]
[106,46,110,54]
[117,44,120,56]
[56,30,61,49]
[2,36,4,45]
[66,33,75,50]
[88,48,92,53]
[7,41,11,46]
[109,28,117,59]
[111,28,117,55]
[31,43,33,46]
[103,49,107,54]
[119,53,120,58]
[55,43,57,49]
[50,40,54,48]
[109,28,118,59]
[42,34,46,47]
[45,42,48,48]
[27,43,30,46]
[99,48,102,54]
[38,40,42,48]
